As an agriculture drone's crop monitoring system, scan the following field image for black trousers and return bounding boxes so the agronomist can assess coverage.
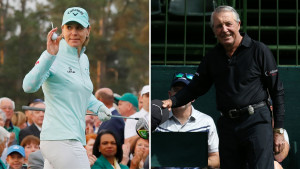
[217,106,274,169]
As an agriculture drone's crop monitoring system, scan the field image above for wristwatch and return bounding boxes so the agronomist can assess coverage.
[273,128,284,134]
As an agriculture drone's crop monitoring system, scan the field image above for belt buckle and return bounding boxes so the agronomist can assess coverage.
[248,105,254,115]
[228,109,238,118]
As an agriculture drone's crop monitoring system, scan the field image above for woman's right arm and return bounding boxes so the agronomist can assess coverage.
[22,51,55,93]
[23,28,62,93]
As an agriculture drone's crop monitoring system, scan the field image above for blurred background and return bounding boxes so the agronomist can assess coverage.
[0,0,149,108]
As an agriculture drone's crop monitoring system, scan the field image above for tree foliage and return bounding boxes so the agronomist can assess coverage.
[0,0,149,109]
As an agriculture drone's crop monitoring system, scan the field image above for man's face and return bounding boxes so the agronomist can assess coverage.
[118,101,130,116]
[142,93,149,111]
[0,99,14,120]
[212,11,241,48]
[169,83,191,109]
[31,103,45,127]
[169,84,185,97]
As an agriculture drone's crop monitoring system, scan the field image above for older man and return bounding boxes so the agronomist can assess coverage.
[0,97,20,145]
[163,5,285,169]
[95,88,125,144]
[19,101,45,143]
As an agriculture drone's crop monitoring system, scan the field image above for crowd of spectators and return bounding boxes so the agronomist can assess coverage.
[0,85,149,169]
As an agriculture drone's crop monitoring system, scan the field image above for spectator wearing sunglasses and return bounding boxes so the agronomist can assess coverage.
[156,73,220,168]
[162,5,285,169]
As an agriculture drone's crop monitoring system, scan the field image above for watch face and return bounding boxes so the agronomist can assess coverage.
[274,128,284,134]
[279,128,284,134]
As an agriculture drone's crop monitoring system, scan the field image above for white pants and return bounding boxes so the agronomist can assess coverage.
[40,140,90,169]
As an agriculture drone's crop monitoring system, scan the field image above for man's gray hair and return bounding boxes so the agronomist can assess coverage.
[0,109,6,122]
[0,97,15,110]
[210,5,240,28]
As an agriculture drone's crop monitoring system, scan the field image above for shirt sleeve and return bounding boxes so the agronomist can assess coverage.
[171,55,213,108]
[124,119,137,139]
[87,94,105,114]
[284,129,289,145]
[259,43,285,128]
[23,50,56,93]
[207,118,219,153]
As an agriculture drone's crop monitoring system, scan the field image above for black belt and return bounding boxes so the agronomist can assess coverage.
[221,101,267,119]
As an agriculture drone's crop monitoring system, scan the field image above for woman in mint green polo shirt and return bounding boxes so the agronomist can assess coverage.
[23,7,112,169]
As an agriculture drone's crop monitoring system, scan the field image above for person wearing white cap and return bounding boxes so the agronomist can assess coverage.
[23,7,112,169]
[124,85,149,154]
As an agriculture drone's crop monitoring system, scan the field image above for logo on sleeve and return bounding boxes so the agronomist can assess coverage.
[35,61,39,65]
[265,69,278,76]
[67,67,75,73]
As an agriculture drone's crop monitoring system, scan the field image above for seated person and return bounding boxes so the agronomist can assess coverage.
[155,72,220,168]
[6,145,25,169]
[91,130,129,169]
[20,135,40,166]
[130,138,149,169]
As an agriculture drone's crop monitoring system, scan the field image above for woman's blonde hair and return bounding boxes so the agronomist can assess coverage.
[11,111,26,128]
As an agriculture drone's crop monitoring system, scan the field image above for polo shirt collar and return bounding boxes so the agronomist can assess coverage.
[169,106,196,122]
[240,32,252,47]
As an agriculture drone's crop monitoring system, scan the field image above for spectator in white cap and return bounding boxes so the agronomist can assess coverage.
[22,6,111,169]
[124,85,149,155]
[6,145,25,169]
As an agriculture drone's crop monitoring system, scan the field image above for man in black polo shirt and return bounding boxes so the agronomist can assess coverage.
[162,5,285,169]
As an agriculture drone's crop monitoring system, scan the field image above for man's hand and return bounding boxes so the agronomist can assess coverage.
[162,99,172,111]
[274,132,285,154]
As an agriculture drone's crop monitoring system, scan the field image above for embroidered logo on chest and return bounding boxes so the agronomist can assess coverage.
[67,67,75,73]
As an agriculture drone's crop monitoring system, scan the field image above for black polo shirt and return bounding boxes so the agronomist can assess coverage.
[171,33,285,128]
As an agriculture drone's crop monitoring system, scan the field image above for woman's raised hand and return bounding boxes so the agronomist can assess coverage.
[47,27,62,55]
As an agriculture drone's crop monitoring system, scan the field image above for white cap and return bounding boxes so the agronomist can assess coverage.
[141,85,149,96]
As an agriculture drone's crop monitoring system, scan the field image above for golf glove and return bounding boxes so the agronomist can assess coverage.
[98,105,111,122]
